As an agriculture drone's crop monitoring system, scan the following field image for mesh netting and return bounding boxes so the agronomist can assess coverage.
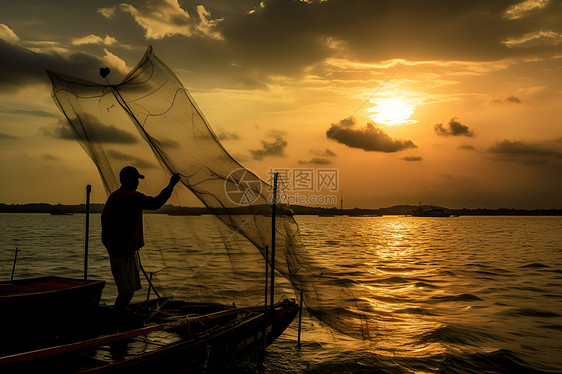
[47,46,372,340]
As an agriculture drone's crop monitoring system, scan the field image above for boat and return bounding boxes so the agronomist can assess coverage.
[411,202,451,217]
[1,276,105,353]
[0,278,298,373]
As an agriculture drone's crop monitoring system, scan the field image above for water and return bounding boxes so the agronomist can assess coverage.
[1,213,561,373]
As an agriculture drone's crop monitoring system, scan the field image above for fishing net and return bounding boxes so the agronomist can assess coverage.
[47,46,372,340]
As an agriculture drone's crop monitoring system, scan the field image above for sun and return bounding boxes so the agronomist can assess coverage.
[368,98,418,126]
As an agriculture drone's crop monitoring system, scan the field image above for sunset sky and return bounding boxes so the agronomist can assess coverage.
[1,0,561,209]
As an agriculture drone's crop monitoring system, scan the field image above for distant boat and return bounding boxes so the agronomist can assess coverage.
[412,202,450,217]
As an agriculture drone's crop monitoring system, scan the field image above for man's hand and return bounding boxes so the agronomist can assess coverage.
[170,173,181,186]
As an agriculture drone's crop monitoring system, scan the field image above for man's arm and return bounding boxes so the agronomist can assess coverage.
[141,173,181,210]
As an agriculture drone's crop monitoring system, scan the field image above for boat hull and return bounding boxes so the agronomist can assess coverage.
[0,276,105,353]
[1,299,298,373]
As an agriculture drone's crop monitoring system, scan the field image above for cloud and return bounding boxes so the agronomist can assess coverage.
[42,154,59,161]
[300,148,336,164]
[326,117,416,152]
[487,138,562,164]
[434,117,474,137]
[298,158,331,165]
[217,0,562,77]
[102,49,130,74]
[195,5,224,40]
[71,35,117,46]
[250,130,288,160]
[119,0,222,40]
[215,129,241,141]
[503,30,562,48]
[106,149,158,169]
[504,0,549,20]
[0,24,19,44]
[41,119,138,144]
[0,105,57,118]
[401,156,423,161]
[157,138,181,148]
[0,36,110,91]
[458,144,477,151]
[40,122,74,140]
[490,95,523,105]
[98,7,116,19]
[0,132,17,139]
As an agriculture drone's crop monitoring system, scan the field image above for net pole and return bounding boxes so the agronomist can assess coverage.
[297,290,303,346]
[263,245,269,351]
[84,184,91,280]
[270,173,278,311]
[264,245,269,310]
[10,245,18,281]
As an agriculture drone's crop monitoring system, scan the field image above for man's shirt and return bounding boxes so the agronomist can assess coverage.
[102,186,173,258]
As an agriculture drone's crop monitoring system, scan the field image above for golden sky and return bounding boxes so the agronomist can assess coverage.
[0,0,561,208]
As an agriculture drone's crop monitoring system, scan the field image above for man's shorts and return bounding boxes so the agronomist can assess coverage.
[110,252,141,294]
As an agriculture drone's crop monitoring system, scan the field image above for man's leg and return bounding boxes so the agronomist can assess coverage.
[115,292,134,312]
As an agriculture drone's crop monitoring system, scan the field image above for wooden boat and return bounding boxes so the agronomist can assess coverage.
[0,277,298,373]
[1,277,106,353]
[0,276,105,307]
[1,298,298,373]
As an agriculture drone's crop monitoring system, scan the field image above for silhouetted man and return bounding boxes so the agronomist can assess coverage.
[102,166,180,312]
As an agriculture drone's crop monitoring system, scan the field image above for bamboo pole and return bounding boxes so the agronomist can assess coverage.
[84,185,91,280]
[270,173,278,311]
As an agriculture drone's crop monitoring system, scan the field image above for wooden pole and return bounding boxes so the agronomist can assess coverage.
[84,184,91,280]
[270,173,278,311]
[297,290,304,346]
[263,244,269,351]
[146,272,153,301]
[10,245,18,281]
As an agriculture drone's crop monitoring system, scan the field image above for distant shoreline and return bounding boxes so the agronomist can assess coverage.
[1,203,561,216]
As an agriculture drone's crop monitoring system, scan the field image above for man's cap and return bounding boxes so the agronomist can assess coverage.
[119,166,145,180]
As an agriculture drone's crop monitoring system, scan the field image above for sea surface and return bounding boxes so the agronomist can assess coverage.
[1,213,561,373]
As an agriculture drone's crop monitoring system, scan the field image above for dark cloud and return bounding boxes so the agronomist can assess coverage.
[434,117,474,137]
[42,154,59,161]
[0,132,17,139]
[401,156,423,161]
[106,149,158,169]
[250,130,288,160]
[215,129,241,141]
[41,119,138,144]
[326,117,416,152]
[0,106,57,118]
[0,39,107,91]
[487,139,562,164]
[458,144,477,151]
[3,0,562,91]
[300,148,336,164]
[506,95,522,103]
[157,138,181,148]
[298,158,331,165]
[215,0,562,76]
[491,95,523,105]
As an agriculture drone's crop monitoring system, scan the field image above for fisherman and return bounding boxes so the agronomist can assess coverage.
[102,166,180,312]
